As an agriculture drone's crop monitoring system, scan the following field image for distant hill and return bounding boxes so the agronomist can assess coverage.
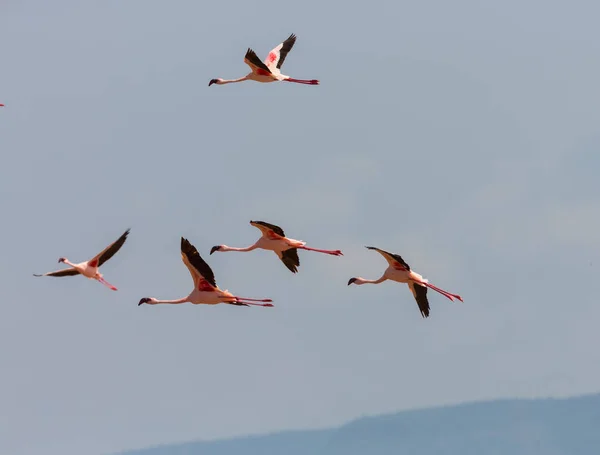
[114,393,600,455]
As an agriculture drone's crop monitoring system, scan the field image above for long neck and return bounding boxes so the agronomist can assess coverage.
[221,244,258,252]
[63,259,80,269]
[356,275,387,285]
[219,76,248,85]
[152,297,189,304]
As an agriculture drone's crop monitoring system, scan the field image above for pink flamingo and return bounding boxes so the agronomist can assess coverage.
[210,220,343,274]
[348,246,463,318]
[34,229,130,291]
[138,237,273,308]
[209,34,319,86]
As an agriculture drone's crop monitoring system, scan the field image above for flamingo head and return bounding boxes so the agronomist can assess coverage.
[58,257,67,263]
[138,297,154,306]
[347,277,357,286]
[208,78,222,86]
[210,245,223,255]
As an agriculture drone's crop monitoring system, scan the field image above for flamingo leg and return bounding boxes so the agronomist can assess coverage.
[422,282,463,302]
[298,246,343,256]
[97,276,118,291]
[284,78,319,85]
[233,297,274,307]
[234,297,272,302]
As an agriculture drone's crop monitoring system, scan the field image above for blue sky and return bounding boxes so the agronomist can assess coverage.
[1,1,600,454]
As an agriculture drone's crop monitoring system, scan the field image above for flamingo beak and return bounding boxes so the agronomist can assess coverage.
[347,278,357,286]
[208,79,218,86]
[210,246,219,255]
[138,298,148,306]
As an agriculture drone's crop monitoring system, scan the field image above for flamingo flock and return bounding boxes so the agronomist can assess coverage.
[27,33,463,319]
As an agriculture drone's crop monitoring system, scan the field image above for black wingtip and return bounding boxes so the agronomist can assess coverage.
[181,237,194,252]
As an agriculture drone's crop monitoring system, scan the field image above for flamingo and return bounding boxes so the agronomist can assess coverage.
[208,34,319,87]
[138,237,274,308]
[347,246,463,318]
[33,229,130,291]
[210,220,343,274]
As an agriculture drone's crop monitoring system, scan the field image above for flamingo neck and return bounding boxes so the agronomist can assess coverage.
[218,76,249,85]
[355,275,387,285]
[62,259,84,272]
[152,297,189,304]
[220,244,258,252]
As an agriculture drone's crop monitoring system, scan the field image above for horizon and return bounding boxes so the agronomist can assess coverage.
[110,391,600,454]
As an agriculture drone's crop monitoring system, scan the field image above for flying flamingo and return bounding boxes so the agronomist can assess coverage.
[138,237,274,308]
[33,228,130,291]
[210,220,343,274]
[347,246,463,318]
[208,34,319,87]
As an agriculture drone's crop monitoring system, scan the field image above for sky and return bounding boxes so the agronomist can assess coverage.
[1,0,600,454]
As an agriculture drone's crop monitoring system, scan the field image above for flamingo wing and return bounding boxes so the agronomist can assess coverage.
[365,246,411,271]
[264,34,297,71]
[250,220,286,239]
[180,237,217,291]
[277,248,300,273]
[33,269,81,277]
[244,49,273,76]
[88,228,130,268]
[408,281,430,318]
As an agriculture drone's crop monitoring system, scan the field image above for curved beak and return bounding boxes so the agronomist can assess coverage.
[347,277,357,286]
[210,246,219,255]
[138,298,148,306]
[208,79,217,86]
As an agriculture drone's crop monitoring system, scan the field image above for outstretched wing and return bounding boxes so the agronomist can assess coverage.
[33,269,81,278]
[88,228,130,268]
[365,246,410,271]
[408,281,430,318]
[264,34,297,71]
[250,220,286,238]
[181,237,217,291]
[277,248,300,273]
[244,48,272,76]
